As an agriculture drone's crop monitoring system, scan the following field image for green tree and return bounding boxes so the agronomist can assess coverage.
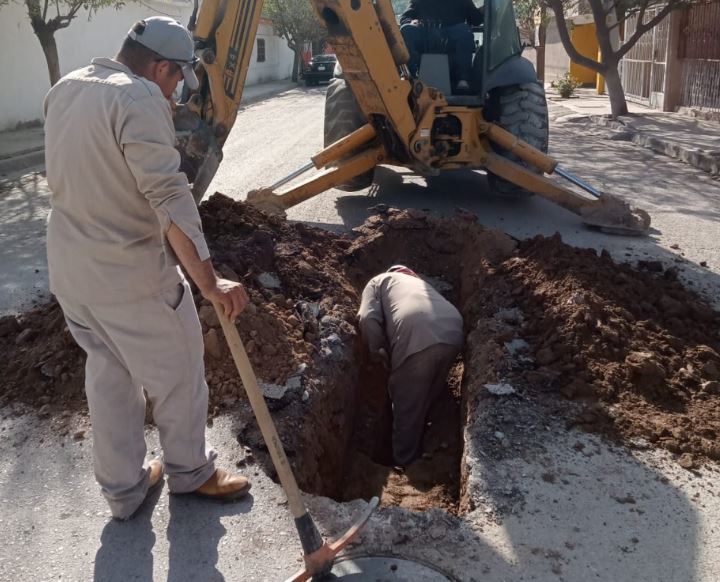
[514,0,539,44]
[542,0,687,117]
[264,0,326,82]
[513,0,549,81]
[0,0,130,86]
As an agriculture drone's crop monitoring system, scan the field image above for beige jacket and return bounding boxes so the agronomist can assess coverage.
[357,272,464,369]
[44,57,208,304]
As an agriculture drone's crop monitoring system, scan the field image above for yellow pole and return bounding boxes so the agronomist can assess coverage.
[596,47,605,94]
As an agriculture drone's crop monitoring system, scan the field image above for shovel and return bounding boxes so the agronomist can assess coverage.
[213,302,379,580]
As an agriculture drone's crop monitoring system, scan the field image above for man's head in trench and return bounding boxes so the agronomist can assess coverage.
[387,265,419,278]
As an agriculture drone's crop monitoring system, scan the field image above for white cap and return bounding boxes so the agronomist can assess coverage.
[128,16,199,90]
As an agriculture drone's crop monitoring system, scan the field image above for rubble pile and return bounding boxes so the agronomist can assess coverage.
[485,235,720,466]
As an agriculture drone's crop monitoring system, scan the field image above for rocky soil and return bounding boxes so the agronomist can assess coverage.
[1,195,719,511]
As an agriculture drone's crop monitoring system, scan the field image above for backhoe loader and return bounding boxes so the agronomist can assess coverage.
[175,0,651,235]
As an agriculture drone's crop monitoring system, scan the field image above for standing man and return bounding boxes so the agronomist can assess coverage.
[44,17,251,520]
[400,0,483,93]
[357,266,464,466]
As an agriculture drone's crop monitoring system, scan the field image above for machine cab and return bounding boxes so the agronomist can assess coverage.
[402,0,536,103]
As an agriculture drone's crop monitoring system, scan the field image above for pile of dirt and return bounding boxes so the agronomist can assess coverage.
[484,235,720,467]
[196,194,360,412]
[0,194,358,415]
[2,198,720,510]
[0,302,84,417]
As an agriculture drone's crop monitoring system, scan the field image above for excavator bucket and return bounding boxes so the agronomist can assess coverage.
[580,194,652,235]
[175,104,223,205]
[174,0,265,203]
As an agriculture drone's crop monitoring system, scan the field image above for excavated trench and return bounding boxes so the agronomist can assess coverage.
[296,285,467,514]
[272,208,514,513]
[2,196,720,515]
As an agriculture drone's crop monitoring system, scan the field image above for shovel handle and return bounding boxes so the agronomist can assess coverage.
[213,303,326,556]
[212,303,306,517]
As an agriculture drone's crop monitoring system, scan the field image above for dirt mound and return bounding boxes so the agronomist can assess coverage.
[486,235,720,466]
[0,194,359,419]
[1,198,720,506]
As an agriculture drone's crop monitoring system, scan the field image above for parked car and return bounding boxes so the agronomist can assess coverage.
[304,54,337,86]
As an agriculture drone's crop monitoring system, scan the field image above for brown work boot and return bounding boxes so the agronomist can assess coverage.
[194,468,251,501]
[147,459,164,490]
[113,459,164,521]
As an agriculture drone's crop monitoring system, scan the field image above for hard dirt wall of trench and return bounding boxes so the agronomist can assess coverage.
[1,195,720,516]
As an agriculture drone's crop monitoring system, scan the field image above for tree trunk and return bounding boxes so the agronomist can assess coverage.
[536,9,547,83]
[292,49,302,82]
[29,16,61,86]
[604,63,628,117]
[38,29,61,86]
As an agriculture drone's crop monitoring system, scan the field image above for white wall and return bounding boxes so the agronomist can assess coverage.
[544,18,572,83]
[0,2,293,130]
[246,21,295,85]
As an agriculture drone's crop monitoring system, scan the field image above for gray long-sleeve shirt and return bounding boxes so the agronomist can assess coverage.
[357,272,464,369]
[44,57,209,305]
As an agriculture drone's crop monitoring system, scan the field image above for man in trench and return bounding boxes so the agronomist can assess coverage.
[357,266,464,466]
[43,17,251,520]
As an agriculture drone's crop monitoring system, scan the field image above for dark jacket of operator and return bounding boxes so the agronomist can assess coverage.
[400,0,484,27]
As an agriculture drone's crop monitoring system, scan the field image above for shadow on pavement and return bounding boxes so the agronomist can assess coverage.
[94,483,164,582]
[166,493,255,582]
[92,487,255,582]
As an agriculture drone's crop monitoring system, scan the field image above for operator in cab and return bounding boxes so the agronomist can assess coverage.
[400,0,484,94]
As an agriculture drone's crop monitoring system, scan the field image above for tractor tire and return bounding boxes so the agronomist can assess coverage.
[324,78,375,192]
[485,82,549,197]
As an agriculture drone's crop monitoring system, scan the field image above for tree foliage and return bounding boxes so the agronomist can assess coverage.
[541,0,687,116]
[264,0,326,81]
[0,0,129,86]
[390,0,409,16]
[514,0,541,45]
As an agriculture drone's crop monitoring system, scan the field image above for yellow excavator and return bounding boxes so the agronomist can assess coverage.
[175,0,650,236]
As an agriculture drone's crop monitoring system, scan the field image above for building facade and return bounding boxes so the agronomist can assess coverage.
[541,1,720,114]
[0,0,294,130]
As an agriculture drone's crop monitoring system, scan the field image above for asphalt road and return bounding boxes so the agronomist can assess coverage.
[2,84,719,316]
[208,84,720,307]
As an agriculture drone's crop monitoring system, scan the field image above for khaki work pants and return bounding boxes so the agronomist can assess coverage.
[58,280,216,519]
[389,343,460,466]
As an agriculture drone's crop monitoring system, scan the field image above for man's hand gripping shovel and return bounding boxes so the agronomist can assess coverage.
[213,302,379,580]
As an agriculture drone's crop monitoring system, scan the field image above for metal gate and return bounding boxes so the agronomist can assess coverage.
[678,1,720,112]
[620,8,671,107]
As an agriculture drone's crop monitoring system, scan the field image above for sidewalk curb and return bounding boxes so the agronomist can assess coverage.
[589,115,720,176]
[0,149,45,177]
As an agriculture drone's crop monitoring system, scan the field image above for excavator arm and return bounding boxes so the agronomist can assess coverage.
[175,0,265,203]
[176,0,650,235]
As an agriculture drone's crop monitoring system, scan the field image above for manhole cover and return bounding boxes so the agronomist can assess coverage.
[329,555,455,580]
